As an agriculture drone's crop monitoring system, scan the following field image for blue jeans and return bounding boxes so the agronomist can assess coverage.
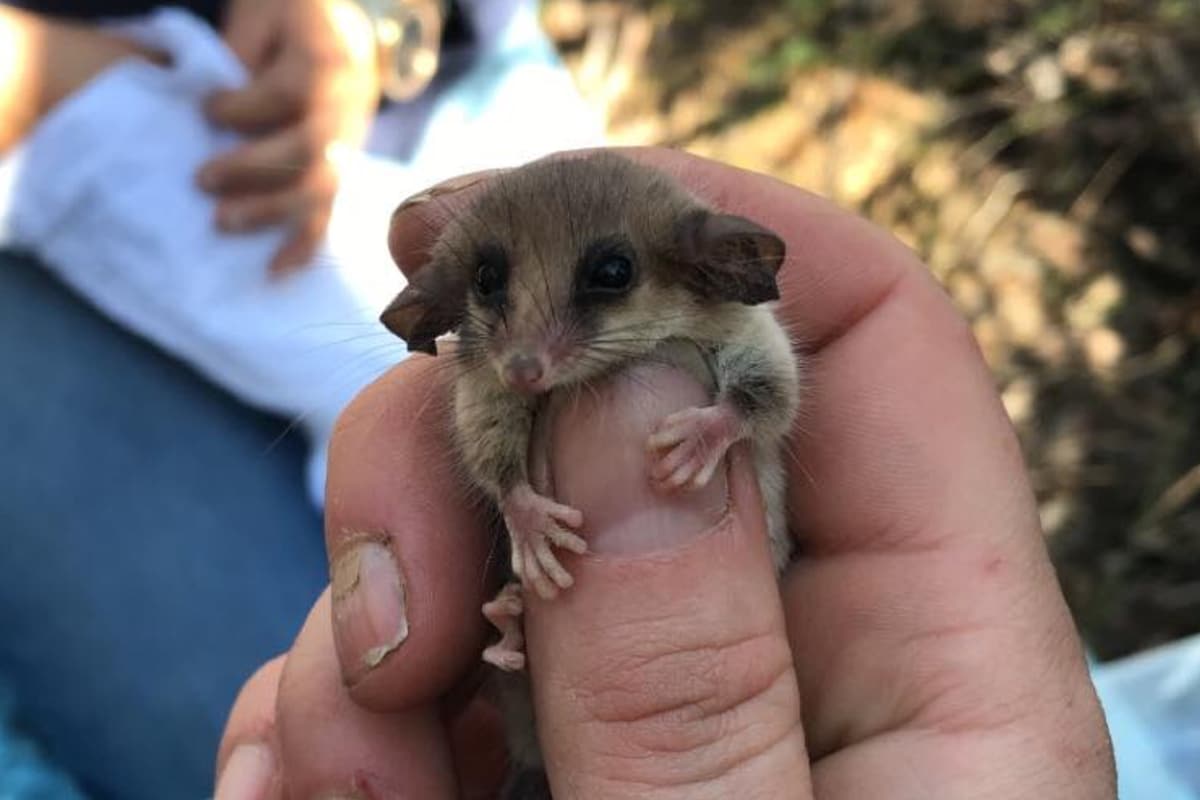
[0,252,328,798]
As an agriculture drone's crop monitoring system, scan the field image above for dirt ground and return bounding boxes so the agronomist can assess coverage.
[541,0,1200,660]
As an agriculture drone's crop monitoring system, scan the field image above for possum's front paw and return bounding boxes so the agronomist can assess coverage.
[501,484,586,600]
[647,403,744,491]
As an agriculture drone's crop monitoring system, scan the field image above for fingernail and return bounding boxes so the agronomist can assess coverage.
[331,538,409,675]
[549,365,731,556]
[392,171,498,218]
[214,743,274,800]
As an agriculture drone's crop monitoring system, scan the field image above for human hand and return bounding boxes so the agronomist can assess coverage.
[215,149,1116,798]
[0,7,166,151]
[198,0,380,274]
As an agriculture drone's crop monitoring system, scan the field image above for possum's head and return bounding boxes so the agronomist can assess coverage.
[381,153,786,395]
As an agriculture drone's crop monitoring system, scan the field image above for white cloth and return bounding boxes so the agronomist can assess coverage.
[1092,636,1200,798]
[0,6,604,504]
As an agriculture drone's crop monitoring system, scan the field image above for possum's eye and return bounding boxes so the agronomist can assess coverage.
[586,255,633,292]
[577,237,637,302]
[473,248,507,303]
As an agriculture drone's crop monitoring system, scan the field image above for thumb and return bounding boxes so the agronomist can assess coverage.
[524,363,814,799]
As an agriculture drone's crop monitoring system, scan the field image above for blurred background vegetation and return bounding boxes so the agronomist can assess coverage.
[540,0,1200,659]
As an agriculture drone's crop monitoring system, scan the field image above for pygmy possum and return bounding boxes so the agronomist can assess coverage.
[381,152,802,799]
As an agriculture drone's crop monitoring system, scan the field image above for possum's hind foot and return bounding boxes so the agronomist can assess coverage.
[483,582,527,672]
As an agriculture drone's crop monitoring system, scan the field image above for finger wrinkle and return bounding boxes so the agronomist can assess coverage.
[574,679,806,797]
[573,626,794,729]
[785,549,1026,757]
[792,260,911,355]
[583,713,803,794]
[889,623,1022,735]
[825,606,1057,751]
[802,518,949,558]
[590,655,795,757]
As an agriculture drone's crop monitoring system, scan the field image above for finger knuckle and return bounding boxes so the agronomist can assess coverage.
[572,627,799,781]
[284,58,321,102]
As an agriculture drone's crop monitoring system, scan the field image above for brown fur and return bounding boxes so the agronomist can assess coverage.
[381,152,803,797]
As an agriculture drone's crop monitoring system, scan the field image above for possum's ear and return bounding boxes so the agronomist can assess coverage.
[673,210,786,305]
[380,266,466,356]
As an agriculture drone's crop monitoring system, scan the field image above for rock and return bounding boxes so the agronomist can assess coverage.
[667,93,715,143]
[979,245,1042,284]
[1040,495,1074,537]
[1025,54,1066,102]
[830,80,940,203]
[1027,213,1087,278]
[1066,274,1124,332]
[928,239,961,275]
[1125,225,1162,261]
[1046,424,1085,473]
[985,35,1036,77]
[948,271,988,317]
[839,129,905,204]
[1033,329,1069,367]
[1002,377,1036,425]
[785,70,944,205]
[1058,34,1094,77]
[996,281,1047,345]
[668,68,948,205]
[938,189,979,235]
[611,115,667,147]
[913,145,959,197]
[1080,30,1137,94]
[1083,63,1124,94]
[1084,327,1125,373]
[971,316,1007,368]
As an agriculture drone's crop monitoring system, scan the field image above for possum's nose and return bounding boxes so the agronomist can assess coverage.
[503,353,547,394]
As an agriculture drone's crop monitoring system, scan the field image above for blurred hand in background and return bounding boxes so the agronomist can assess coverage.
[0,6,166,150]
[199,0,383,273]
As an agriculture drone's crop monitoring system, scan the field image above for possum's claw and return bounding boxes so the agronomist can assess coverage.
[647,403,744,492]
[502,484,586,600]
[483,582,526,671]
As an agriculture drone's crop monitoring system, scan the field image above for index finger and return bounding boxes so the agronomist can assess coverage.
[206,58,310,134]
[324,357,492,708]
